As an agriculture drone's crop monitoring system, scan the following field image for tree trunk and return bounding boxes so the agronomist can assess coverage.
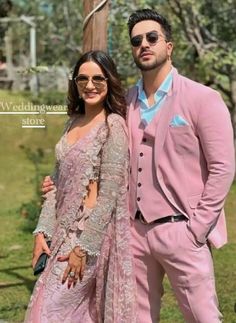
[83,0,109,53]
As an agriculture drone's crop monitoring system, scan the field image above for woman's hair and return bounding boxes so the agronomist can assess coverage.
[67,50,126,118]
[127,9,172,42]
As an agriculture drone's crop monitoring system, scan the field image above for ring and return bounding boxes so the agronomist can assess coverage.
[69,272,75,277]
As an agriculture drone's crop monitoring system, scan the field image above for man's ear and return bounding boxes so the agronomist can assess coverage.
[167,41,174,59]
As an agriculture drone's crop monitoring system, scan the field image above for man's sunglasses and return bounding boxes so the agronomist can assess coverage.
[130,31,166,48]
[74,74,108,90]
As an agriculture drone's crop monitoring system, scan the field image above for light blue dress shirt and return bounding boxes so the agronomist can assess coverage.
[136,70,173,126]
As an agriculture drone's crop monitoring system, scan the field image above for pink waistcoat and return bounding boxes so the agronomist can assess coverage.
[129,101,178,222]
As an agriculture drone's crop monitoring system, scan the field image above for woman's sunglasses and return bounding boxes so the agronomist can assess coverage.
[74,74,108,90]
[130,31,166,48]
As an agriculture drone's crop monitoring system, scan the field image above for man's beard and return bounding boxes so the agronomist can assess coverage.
[133,54,167,71]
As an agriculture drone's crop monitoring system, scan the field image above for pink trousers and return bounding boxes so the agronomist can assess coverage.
[131,219,222,323]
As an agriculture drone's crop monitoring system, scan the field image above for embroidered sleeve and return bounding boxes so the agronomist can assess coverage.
[77,115,129,256]
[33,163,59,239]
[33,117,73,239]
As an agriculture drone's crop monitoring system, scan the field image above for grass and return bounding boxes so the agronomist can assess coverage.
[0,90,65,322]
[0,90,235,322]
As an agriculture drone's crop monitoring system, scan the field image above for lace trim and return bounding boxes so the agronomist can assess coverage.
[33,189,57,239]
[77,114,129,256]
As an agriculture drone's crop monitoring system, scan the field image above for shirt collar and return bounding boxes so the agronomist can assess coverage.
[136,78,143,97]
[158,69,173,93]
[136,68,173,98]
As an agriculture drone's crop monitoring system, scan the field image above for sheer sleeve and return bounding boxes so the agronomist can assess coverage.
[77,115,128,256]
[32,162,59,239]
[33,117,72,239]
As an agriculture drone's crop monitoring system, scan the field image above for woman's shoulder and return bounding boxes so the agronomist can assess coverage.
[107,113,128,137]
[107,113,126,127]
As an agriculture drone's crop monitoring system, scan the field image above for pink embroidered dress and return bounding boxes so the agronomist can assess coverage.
[24,113,136,323]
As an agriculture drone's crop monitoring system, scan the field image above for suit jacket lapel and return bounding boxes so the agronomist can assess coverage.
[154,95,174,162]
[154,68,179,163]
[126,87,138,152]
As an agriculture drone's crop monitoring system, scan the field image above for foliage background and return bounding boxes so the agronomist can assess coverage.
[0,0,236,322]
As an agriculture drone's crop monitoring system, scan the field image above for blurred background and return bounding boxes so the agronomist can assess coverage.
[0,0,235,322]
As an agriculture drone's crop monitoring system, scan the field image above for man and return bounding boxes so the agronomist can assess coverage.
[126,8,235,323]
[41,8,235,323]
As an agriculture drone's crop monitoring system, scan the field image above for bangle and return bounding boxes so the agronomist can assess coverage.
[33,231,49,239]
[72,248,86,258]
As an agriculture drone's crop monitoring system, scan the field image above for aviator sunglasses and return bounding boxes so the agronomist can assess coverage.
[130,31,166,47]
[74,74,108,90]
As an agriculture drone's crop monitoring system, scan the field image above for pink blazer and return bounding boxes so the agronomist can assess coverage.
[127,68,235,248]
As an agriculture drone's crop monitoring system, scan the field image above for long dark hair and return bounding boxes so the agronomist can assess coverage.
[67,50,126,118]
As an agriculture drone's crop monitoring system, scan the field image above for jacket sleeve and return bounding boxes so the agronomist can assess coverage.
[76,115,129,256]
[189,90,235,244]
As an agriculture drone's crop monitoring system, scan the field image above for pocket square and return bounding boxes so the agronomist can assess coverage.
[170,115,189,127]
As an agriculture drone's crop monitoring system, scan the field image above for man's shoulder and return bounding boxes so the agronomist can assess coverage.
[178,72,218,98]
[176,72,226,114]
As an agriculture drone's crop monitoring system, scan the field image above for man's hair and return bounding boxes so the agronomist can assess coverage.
[127,9,172,41]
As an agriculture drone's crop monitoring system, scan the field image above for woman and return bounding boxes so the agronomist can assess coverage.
[25,50,136,323]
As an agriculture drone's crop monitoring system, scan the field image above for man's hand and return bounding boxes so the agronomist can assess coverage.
[32,233,51,268]
[42,176,54,194]
[58,246,87,289]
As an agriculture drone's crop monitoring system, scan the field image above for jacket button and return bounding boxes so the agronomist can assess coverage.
[140,152,143,157]
[137,197,141,201]
[138,183,141,187]
[138,168,142,172]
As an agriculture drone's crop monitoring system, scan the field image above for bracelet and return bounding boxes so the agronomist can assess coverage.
[34,231,48,239]
[72,248,86,258]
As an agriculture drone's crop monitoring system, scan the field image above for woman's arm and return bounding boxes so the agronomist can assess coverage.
[33,162,59,239]
[33,117,72,238]
[77,115,129,256]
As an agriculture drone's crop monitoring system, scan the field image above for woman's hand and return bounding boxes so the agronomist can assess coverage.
[32,233,51,268]
[57,246,87,289]
[41,176,54,194]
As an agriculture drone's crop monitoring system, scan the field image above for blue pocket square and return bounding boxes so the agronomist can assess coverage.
[170,115,189,127]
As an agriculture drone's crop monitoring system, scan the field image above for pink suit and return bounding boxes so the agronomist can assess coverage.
[127,68,235,322]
